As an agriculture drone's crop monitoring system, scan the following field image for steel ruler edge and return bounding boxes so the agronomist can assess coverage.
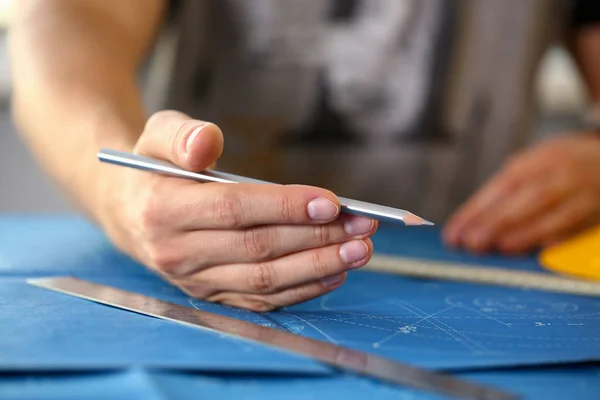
[365,254,600,297]
[26,277,519,400]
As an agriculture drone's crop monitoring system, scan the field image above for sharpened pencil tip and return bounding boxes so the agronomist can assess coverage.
[403,213,434,226]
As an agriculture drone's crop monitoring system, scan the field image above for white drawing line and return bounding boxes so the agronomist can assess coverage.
[391,300,480,351]
[309,289,599,357]
[298,312,395,332]
[318,294,415,327]
[324,310,412,326]
[392,300,490,353]
[558,314,600,337]
[297,313,600,320]
[456,304,512,327]
[280,311,339,344]
[457,330,600,341]
[372,329,408,349]
[320,294,434,326]
[412,305,457,327]
[371,305,457,348]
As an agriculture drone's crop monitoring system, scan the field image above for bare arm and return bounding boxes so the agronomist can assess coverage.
[7,0,377,312]
[9,0,167,219]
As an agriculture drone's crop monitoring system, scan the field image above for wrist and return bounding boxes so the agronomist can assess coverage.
[89,140,137,229]
[77,129,138,229]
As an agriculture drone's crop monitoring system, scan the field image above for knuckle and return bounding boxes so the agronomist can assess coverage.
[212,189,244,227]
[313,224,334,244]
[145,243,185,275]
[243,228,276,261]
[309,249,330,279]
[136,185,164,234]
[274,194,294,221]
[248,262,277,293]
[144,112,165,132]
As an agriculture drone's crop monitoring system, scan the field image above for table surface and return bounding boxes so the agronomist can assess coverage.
[1,213,599,400]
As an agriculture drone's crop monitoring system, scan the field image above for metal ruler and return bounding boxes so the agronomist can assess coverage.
[28,277,517,400]
[365,255,600,297]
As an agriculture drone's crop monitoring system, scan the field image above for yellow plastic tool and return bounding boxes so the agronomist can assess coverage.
[539,225,600,281]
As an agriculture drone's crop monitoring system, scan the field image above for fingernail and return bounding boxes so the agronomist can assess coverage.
[344,217,375,236]
[307,197,339,221]
[339,240,369,264]
[321,273,345,288]
[185,125,205,154]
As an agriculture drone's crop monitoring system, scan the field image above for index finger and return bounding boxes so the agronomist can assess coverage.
[443,162,535,245]
[175,181,343,230]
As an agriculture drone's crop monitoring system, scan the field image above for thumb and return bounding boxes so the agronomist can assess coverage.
[135,110,224,172]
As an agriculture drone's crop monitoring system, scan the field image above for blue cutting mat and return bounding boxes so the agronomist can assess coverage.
[137,365,600,400]
[0,216,543,278]
[280,272,600,369]
[0,278,326,373]
[2,214,600,373]
[2,366,600,400]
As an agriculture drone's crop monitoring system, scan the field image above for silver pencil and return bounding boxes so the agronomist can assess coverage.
[97,149,434,226]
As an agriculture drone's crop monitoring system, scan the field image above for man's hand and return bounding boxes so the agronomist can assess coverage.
[99,111,377,311]
[9,1,375,312]
[443,132,600,255]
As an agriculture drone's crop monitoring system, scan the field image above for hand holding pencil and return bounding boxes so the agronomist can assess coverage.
[97,111,380,311]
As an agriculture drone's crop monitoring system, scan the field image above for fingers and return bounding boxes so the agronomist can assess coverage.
[204,273,348,312]
[443,153,549,251]
[141,178,344,230]
[148,215,376,276]
[443,135,600,255]
[450,175,569,253]
[495,194,599,254]
[136,110,224,171]
[177,238,373,296]
[443,171,523,247]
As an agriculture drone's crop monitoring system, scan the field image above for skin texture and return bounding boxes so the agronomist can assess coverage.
[443,25,600,255]
[9,1,600,309]
[443,132,600,254]
[9,0,377,311]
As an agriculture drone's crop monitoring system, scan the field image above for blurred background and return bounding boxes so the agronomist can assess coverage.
[0,1,591,212]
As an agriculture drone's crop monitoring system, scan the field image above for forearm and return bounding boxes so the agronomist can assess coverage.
[9,0,166,220]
